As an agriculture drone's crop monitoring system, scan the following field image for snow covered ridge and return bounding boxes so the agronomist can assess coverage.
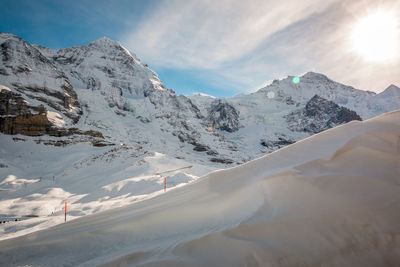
[0,33,81,123]
[1,110,399,266]
[1,32,399,165]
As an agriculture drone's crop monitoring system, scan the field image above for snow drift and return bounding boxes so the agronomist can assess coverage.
[0,110,400,266]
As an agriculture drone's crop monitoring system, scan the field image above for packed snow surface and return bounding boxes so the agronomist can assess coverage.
[0,110,399,266]
[0,136,215,241]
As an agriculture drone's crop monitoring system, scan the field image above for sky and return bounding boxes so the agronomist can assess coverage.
[1,0,399,97]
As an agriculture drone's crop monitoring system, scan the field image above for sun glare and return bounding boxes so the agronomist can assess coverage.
[351,11,399,62]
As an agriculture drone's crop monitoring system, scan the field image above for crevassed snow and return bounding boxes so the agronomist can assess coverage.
[1,110,399,266]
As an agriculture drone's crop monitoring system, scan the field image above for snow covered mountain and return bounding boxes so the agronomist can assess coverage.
[1,109,399,266]
[190,73,399,154]
[2,33,399,162]
[1,32,399,240]
[0,33,81,123]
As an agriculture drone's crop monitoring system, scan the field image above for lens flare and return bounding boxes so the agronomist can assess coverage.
[267,91,275,99]
[292,76,300,84]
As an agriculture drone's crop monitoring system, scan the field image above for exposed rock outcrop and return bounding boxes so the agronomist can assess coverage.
[0,33,82,122]
[260,137,295,150]
[210,157,234,164]
[286,94,362,134]
[0,87,51,135]
[0,87,103,140]
[207,99,240,132]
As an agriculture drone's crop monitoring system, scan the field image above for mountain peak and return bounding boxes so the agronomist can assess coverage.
[378,84,400,97]
[301,71,329,80]
[0,32,19,39]
[87,36,139,61]
[90,36,120,47]
[385,84,400,91]
[0,32,26,45]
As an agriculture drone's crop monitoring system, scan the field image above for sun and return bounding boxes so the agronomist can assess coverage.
[351,11,399,62]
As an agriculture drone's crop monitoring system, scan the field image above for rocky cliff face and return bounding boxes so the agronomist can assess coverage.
[0,85,51,136]
[207,99,240,132]
[286,94,362,134]
[35,37,165,109]
[0,85,104,141]
[0,34,81,123]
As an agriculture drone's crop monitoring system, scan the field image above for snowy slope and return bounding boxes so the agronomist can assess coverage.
[0,34,247,241]
[1,33,400,244]
[0,132,218,241]
[0,110,399,266]
[373,84,400,114]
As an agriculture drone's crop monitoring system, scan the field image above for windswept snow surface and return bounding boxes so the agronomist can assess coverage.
[0,135,215,241]
[1,110,399,266]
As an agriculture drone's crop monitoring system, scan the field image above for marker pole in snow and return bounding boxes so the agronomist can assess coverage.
[155,166,192,193]
[65,201,67,222]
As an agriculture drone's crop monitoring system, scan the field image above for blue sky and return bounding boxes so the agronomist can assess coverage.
[1,0,399,97]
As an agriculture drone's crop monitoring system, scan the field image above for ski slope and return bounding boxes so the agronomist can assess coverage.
[0,110,400,266]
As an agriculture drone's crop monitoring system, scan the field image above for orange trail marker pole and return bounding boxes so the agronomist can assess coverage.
[155,166,192,193]
[65,201,67,222]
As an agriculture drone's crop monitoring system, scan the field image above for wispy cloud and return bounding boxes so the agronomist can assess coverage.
[123,0,338,69]
[121,0,400,94]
